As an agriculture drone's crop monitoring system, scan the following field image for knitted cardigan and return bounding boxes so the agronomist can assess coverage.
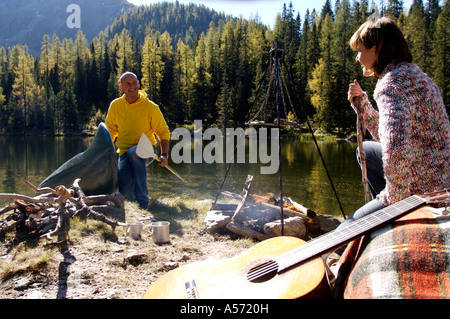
[357,62,450,206]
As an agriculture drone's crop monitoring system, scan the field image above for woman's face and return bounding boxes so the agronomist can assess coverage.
[356,42,377,77]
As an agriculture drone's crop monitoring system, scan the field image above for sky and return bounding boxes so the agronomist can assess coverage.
[127,0,415,28]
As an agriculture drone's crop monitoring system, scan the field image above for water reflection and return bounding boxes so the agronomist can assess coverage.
[0,136,365,217]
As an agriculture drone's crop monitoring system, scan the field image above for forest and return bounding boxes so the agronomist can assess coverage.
[0,0,448,135]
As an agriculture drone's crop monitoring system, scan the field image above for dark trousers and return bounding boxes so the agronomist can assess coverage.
[340,141,386,225]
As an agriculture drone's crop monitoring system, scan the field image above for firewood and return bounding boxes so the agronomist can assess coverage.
[226,221,270,241]
[0,179,126,244]
[257,202,311,222]
[71,178,126,229]
[84,194,123,207]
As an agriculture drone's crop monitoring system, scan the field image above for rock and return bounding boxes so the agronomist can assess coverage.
[308,214,341,236]
[204,210,233,233]
[13,277,32,291]
[264,216,307,239]
[124,253,148,266]
[159,261,179,271]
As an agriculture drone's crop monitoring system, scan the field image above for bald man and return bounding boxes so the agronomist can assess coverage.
[105,72,170,209]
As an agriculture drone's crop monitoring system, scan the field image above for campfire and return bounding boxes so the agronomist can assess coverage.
[205,175,341,241]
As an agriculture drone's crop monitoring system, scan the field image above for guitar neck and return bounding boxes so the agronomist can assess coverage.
[277,195,427,272]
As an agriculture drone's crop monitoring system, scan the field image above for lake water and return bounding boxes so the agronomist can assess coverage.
[0,135,366,218]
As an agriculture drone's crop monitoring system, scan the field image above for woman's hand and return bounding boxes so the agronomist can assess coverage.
[348,79,364,105]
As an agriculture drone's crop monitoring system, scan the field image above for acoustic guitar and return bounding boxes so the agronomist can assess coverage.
[143,189,449,299]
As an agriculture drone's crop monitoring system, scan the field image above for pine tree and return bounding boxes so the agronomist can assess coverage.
[158,31,175,112]
[385,0,404,19]
[42,81,55,134]
[91,31,111,113]
[307,10,321,77]
[172,39,192,124]
[141,31,165,103]
[407,0,431,72]
[107,70,120,103]
[432,0,449,109]
[234,20,253,126]
[0,86,6,132]
[309,13,334,132]
[295,10,311,97]
[49,34,63,95]
[205,22,221,115]
[0,47,10,129]
[9,45,36,130]
[115,29,137,77]
[332,0,354,133]
[216,31,232,130]
[73,30,90,124]
[190,33,213,123]
[40,34,53,83]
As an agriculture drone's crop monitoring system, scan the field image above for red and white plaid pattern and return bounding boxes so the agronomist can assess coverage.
[335,206,450,299]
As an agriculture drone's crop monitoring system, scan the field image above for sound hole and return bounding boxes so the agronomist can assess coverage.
[247,260,279,283]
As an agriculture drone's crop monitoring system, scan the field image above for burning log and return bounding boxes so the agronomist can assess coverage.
[0,178,126,245]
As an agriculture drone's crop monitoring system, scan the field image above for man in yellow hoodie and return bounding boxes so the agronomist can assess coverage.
[105,72,170,209]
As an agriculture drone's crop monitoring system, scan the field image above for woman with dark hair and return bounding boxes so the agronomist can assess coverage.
[343,17,450,224]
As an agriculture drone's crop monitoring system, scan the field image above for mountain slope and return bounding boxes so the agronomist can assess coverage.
[0,0,132,56]
[104,2,229,45]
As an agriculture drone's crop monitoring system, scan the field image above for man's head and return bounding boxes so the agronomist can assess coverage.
[119,72,141,104]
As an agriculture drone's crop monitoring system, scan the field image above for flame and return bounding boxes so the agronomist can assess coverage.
[250,193,277,205]
[250,193,301,212]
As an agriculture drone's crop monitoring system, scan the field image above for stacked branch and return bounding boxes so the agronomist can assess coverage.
[0,178,126,245]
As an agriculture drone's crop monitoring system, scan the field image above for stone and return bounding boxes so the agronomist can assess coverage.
[124,253,148,266]
[204,210,233,233]
[308,214,341,236]
[13,277,32,291]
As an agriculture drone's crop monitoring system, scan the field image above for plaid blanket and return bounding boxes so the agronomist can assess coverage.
[334,206,450,299]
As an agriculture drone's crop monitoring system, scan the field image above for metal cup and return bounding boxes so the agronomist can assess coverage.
[126,222,143,240]
[151,221,170,244]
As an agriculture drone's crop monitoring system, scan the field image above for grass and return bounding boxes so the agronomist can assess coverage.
[0,242,59,281]
[0,193,256,298]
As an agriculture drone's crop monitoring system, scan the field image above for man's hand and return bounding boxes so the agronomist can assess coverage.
[159,154,168,167]
[159,140,170,167]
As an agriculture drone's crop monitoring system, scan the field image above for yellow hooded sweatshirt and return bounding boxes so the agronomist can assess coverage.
[105,90,170,156]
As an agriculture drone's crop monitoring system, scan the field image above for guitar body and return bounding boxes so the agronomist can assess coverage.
[143,236,329,299]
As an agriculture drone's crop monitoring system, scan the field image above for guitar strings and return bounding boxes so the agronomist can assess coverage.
[246,261,279,282]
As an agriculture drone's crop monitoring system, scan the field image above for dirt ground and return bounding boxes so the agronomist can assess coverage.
[0,197,255,299]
